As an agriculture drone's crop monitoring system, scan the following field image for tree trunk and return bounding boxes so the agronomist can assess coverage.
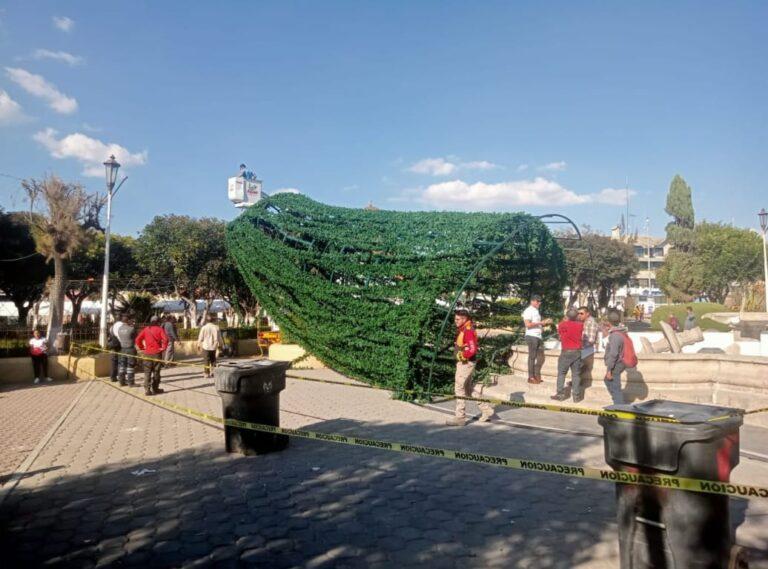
[14,302,31,326]
[47,255,68,353]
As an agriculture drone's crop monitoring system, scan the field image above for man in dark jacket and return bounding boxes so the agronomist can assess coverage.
[135,316,169,396]
[603,309,626,405]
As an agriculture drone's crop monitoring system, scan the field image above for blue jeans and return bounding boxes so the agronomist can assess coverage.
[604,365,625,405]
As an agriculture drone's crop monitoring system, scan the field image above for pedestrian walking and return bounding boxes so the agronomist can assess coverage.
[446,307,494,426]
[29,329,52,384]
[603,309,637,405]
[116,314,137,386]
[522,294,552,384]
[198,315,224,379]
[552,308,584,402]
[684,306,696,331]
[135,315,169,396]
[162,315,179,365]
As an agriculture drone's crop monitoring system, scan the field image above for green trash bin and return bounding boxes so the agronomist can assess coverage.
[598,400,746,569]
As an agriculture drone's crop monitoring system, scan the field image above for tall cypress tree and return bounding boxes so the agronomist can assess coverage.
[664,174,695,251]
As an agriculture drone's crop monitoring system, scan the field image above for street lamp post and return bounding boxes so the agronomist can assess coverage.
[760,208,768,312]
[98,155,121,348]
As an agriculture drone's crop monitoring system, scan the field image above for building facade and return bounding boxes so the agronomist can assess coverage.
[611,227,671,312]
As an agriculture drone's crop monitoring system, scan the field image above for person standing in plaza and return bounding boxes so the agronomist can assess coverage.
[603,309,630,405]
[116,314,137,387]
[667,312,680,332]
[162,315,179,365]
[684,306,696,331]
[135,315,169,396]
[446,307,494,426]
[198,315,224,379]
[578,305,599,368]
[522,294,552,384]
[552,308,584,402]
[29,329,52,384]
[107,317,123,382]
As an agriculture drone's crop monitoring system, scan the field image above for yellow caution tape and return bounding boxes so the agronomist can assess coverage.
[73,343,759,424]
[87,374,768,501]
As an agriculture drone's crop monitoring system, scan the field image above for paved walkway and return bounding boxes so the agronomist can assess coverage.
[1,362,767,567]
[0,380,86,484]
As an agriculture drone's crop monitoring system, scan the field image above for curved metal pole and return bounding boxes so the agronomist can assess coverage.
[425,227,523,395]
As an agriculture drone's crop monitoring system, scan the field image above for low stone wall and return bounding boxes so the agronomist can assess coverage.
[0,352,111,385]
[509,344,768,417]
[0,339,270,385]
[268,344,326,369]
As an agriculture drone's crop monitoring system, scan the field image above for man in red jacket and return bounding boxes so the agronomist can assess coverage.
[552,308,584,402]
[447,307,494,426]
[135,315,169,396]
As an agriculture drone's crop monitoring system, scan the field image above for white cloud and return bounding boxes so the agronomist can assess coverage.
[411,178,636,210]
[5,67,78,114]
[408,157,458,176]
[52,16,74,32]
[31,49,83,66]
[272,188,301,195]
[421,177,588,209]
[516,164,529,172]
[0,90,27,124]
[408,157,500,176]
[539,161,567,172]
[590,187,637,205]
[33,128,148,177]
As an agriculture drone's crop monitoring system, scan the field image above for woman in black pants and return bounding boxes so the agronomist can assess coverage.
[29,329,52,384]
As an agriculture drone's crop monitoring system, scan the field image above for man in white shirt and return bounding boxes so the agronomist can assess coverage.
[198,315,224,378]
[522,294,552,384]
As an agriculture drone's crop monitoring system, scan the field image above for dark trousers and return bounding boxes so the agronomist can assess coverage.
[604,365,625,405]
[204,350,217,377]
[110,353,119,380]
[556,350,581,395]
[144,357,163,392]
[31,354,48,379]
[118,348,136,384]
[525,336,543,378]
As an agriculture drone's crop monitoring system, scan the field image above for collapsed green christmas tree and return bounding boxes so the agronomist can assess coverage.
[227,194,565,392]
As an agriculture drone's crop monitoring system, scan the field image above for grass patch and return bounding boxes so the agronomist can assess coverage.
[650,303,730,332]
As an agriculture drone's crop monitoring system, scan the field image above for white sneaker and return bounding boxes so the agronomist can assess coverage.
[45,377,53,382]
[34,378,41,384]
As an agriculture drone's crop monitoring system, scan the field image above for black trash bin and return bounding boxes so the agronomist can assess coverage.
[214,360,290,455]
[598,400,745,569]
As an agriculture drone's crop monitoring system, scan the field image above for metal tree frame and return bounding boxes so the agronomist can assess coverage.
[424,213,590,394]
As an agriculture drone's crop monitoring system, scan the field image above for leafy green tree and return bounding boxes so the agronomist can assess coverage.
[656,250,704,303]
[66,231,138,326]
[693,222,763,303]
[664,174,696,252]
[563,232,636,309]
[657,222,762,304]
[134,215,228,326]
[0,211,52,323]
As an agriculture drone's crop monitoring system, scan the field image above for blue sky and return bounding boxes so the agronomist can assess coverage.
[0,1,766,237]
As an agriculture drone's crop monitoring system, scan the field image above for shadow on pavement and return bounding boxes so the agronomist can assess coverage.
[1,414,620,568]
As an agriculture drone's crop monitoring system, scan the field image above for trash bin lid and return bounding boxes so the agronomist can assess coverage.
[214,360,290,393]
[605,399,744,424]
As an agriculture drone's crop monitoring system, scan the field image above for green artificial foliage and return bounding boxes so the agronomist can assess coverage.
[227,194,566,392]
[664,175,696,252]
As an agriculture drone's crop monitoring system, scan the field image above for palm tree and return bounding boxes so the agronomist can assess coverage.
[23,176,100,352]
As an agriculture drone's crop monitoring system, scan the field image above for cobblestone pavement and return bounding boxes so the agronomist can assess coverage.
[0,380,86,484]
[1,363,767,568]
